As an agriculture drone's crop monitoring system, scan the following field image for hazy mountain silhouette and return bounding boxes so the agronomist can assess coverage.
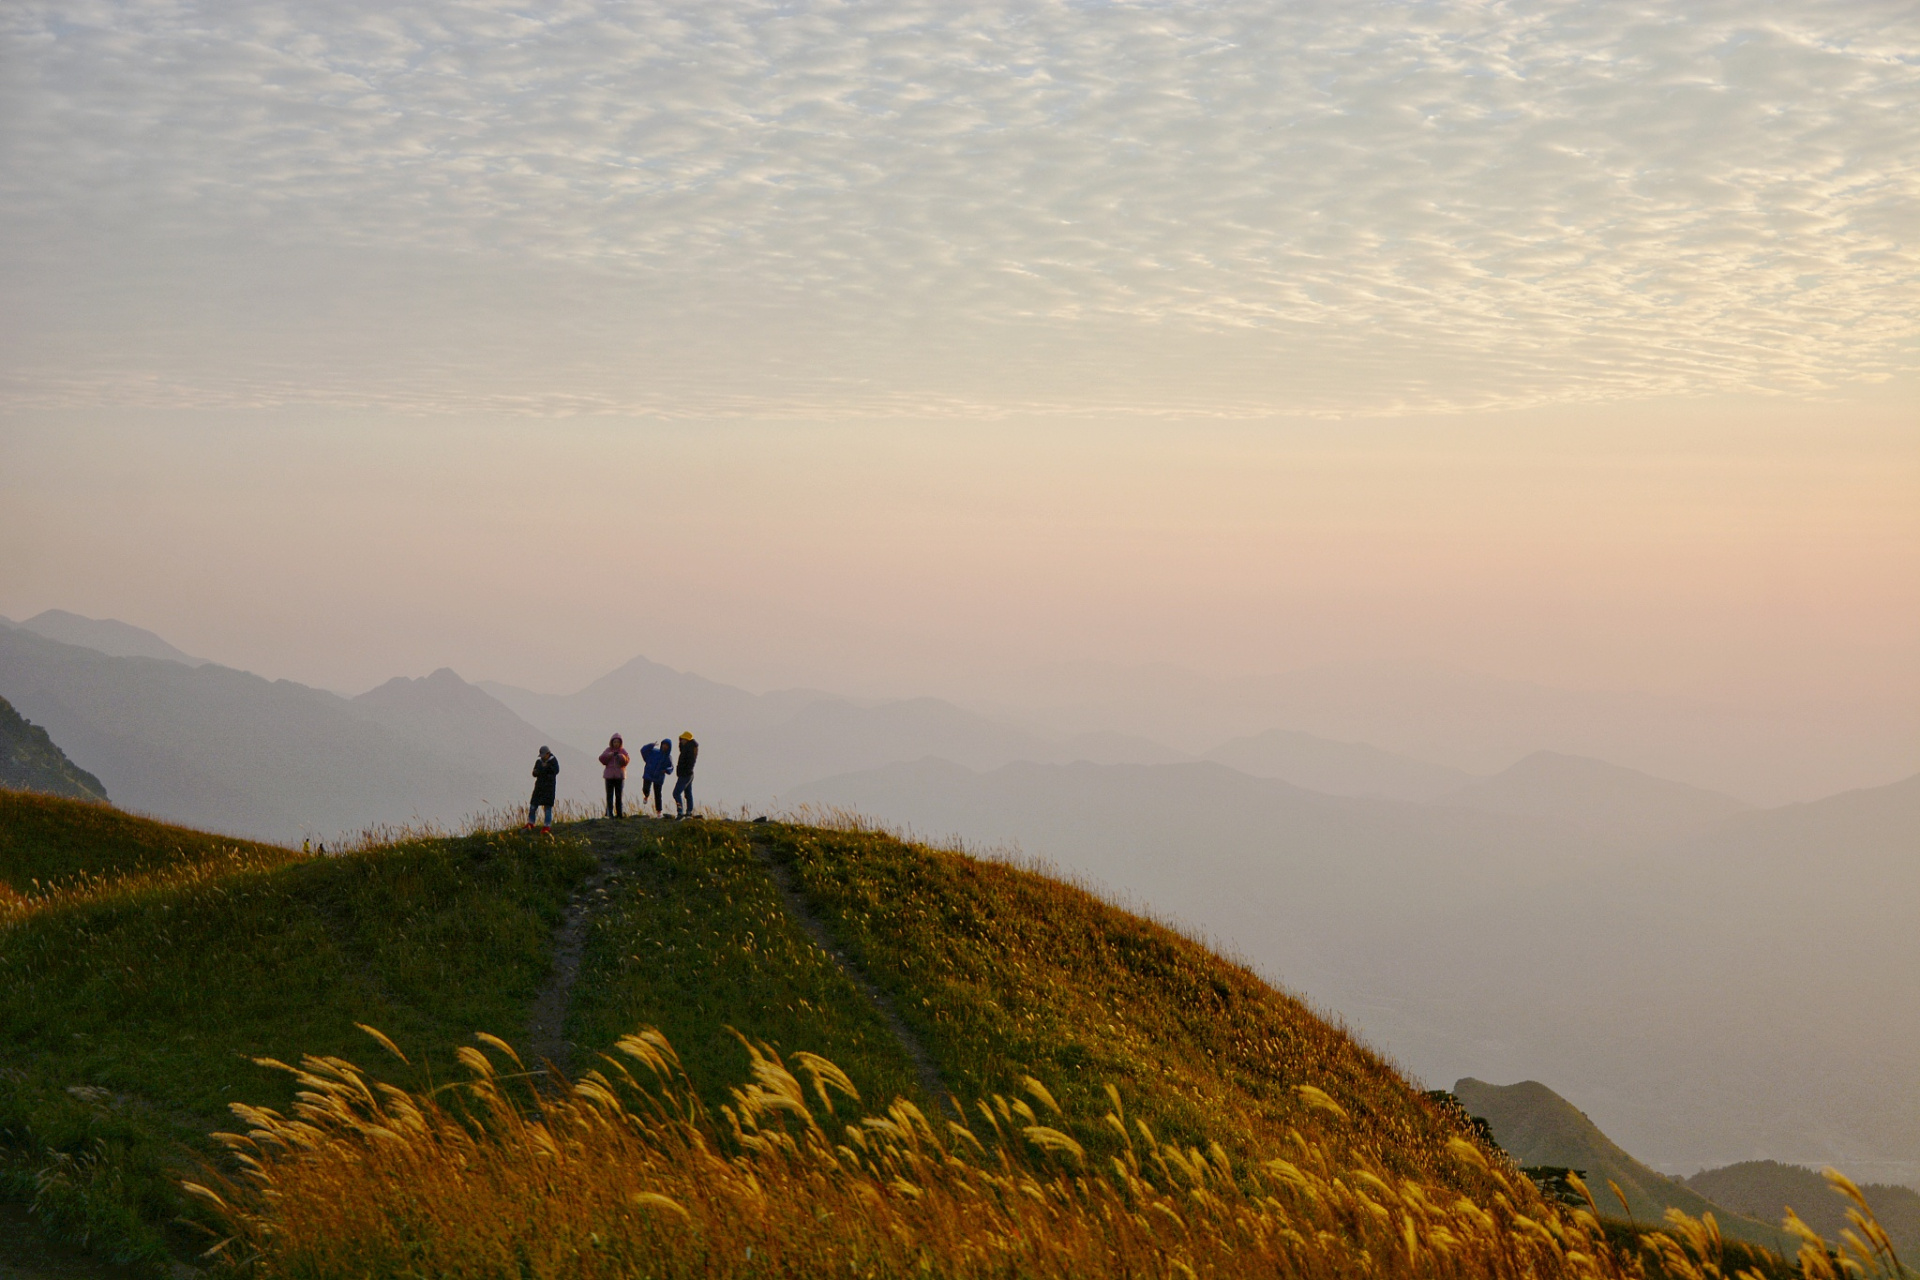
[1435,750,1749,845]
[1204,727,1474,801]
[483,655,1183,800]
[0,627,590,841]
[354,667,593,782]
[790,757,1920,1184]
[0,692,108,802]
[6,618,1913,1180]
[962,658,1918,805]
[481,655,823,760]
[1451,1078,1791,1251]
[16,609,207,666]
[1684,1161,1920,1255]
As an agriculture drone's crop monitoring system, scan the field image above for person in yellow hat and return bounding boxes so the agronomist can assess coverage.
[672,730,699,818]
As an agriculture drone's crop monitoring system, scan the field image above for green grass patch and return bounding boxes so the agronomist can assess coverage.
[565,820,927,1110]
[2,810,595,1273]
[0,790,295,892]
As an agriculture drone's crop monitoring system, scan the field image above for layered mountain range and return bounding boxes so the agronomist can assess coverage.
[2,610,1914,1192]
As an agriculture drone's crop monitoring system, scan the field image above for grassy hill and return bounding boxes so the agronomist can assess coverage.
[2,792,1807,1279]
[1,791,594,1271]
[0,694,107,804]
[1453,1077,1798,1254]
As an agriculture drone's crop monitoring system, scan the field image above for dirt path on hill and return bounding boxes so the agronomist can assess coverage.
[526,819,637,1083]
[748,834,950,1112]
[525,819,948,1110]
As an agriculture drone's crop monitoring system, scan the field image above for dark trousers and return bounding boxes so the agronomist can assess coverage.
[604,777,624,817]
[528,800,552,825]
[672,773,693,814]
[641,776,664,812]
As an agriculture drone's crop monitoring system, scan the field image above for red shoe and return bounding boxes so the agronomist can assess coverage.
[523,823,534,832]
[541,825,552,834]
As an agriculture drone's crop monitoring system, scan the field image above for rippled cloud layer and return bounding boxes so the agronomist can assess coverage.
[3,0,1915,414]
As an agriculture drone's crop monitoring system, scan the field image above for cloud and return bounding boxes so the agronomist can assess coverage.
[1,0,1915,415]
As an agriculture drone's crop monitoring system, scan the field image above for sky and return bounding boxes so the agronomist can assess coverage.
[2,0,1916,748]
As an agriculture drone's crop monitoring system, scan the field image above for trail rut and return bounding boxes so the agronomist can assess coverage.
[526,820,633,1081]
[525,820,948,1110]
[749,834,950,1112]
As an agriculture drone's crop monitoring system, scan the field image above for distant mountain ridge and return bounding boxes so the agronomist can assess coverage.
[0,626,591,841]
[1684,1162,1920,1256]
[1452,1078,1793,1252]
[1436,750,1750,845]
[354,667,584,779]
[0,692,108,803]
[15,609,207,666]
[1205,727,1475,801]
[481,659,1186,801]
[963,657,1918,805]
[5,610,1915,1189]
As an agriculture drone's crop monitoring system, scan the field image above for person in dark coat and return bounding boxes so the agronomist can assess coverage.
[639,738,672,815]
[599,734,630,819]
[672,731,699,818]
[527,746,559,832]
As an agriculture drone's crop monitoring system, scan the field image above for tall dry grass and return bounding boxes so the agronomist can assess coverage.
[185,1026,1761,1280]
[0,800,595,923]
[0,842,303,923]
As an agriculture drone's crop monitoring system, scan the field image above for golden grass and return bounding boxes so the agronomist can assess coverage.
[186,1026,1730,1280]
[0,797,601,923]
[756,821,1481,1186]
[1776,1170,1912,1280]
[0,841,305,923]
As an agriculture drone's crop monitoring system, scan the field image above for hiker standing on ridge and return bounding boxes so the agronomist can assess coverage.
[639,737,671,815]
[527,746,559,832]
[599,734,630,819]
[672,731,699,818]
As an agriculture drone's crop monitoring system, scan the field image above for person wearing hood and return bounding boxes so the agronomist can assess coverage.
[672,731,699,818]
[527,746,559,832]
[599,734,631,818]
[639,737,672,815]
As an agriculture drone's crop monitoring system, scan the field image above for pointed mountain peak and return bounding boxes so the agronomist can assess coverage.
[354,667,480,706]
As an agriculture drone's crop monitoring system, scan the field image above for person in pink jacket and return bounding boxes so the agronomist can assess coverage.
[598,734,631,818]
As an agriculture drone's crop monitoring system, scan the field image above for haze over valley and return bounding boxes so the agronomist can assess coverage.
[5,606,1914,1195]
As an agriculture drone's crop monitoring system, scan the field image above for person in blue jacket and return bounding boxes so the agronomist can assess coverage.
[639,737,672,815]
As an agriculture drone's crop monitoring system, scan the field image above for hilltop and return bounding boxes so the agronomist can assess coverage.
[4,792,1559,1277]
[0,694,107,803]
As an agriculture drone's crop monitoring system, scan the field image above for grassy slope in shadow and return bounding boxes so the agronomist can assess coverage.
[0,791,595,1272]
